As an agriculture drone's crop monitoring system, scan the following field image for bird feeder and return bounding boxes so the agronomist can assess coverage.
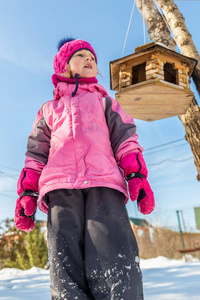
[110,42,197,121]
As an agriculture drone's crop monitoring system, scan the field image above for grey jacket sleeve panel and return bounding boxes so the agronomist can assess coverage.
[25,116,51,165]
[104,96,139,158]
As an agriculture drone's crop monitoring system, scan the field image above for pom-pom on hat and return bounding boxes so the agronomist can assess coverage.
[53,38,97,74]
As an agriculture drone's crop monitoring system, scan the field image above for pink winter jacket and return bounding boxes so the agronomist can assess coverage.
[24,78,143,213]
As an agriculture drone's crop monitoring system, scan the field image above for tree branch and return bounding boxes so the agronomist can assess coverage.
[135,0,176,50]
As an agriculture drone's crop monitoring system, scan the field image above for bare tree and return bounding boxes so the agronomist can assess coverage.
[136,0,200,180]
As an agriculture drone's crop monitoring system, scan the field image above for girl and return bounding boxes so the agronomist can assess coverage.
[15,38,155,300]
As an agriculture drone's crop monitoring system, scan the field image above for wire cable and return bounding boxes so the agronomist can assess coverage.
[144,138,185,152]
[142,0,146,44]
[121,0,136,57]
[148,156,193,166]
[145,143,188,156]
[0,164,20,173]
[0,192,17,198]
[154,0,179,48]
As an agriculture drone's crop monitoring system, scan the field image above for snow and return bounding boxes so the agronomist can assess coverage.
[0,256,200,300]
[140,256,200,300]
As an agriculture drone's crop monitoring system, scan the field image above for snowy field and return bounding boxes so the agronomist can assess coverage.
[0,256,200,300]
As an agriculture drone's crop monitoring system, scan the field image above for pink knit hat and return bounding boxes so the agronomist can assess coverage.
[53,38,97,74]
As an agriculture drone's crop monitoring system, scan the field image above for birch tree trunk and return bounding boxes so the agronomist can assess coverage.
[136,0,200,180]
[135,0,176,50]
[155,0,200,96]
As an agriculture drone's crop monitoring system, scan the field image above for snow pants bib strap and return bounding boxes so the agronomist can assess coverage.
[46,187,144,300]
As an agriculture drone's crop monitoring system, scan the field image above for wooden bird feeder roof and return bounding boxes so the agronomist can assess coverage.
[110,42,197,121]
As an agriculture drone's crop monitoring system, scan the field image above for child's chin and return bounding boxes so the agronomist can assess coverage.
[82,73,95,78]
[83,70,96,76]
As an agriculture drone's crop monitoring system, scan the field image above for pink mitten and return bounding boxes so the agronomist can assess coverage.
[119,152,155,214]
[15,168,40,232]
[15,196,37,232]
[17,168,40,196]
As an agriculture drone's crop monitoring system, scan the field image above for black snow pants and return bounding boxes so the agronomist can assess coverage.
[46,187,144,300]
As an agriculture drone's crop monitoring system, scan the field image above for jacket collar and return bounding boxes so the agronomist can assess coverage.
[52,74,108,101]
[52,73,98,88]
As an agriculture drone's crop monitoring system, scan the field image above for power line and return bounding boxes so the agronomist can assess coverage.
[0,164,20,173]
[0,138,192,177]
[144,138,185,152]
[148,156,193,166]
[145,142,187,156]
[0,174,19,179]
[0,192,17,199]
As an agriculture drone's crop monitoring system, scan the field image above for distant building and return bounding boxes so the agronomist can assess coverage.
[130,218,154,258]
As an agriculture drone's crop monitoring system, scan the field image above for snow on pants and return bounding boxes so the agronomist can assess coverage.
[46,187,144,300]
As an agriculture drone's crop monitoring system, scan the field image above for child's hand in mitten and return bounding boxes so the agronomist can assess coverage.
[119,152,155,214]
[15,195,37,232]
[128,176,155,214]
[15,168,40,232]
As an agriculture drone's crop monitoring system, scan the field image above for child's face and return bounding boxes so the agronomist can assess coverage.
[68,49,97,78]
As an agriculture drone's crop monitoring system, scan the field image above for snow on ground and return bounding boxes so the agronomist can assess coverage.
[140,256,200,300]
[0,256,200,300]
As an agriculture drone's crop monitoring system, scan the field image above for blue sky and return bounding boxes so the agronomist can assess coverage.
[0,0,200,229]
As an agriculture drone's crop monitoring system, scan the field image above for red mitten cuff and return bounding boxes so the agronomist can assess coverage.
[17,168,40,196]
[119,152,148,179]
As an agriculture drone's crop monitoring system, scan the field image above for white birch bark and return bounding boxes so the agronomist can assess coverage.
[135,0,176,50]
[136,0,200,180]
[155,0,200,96]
